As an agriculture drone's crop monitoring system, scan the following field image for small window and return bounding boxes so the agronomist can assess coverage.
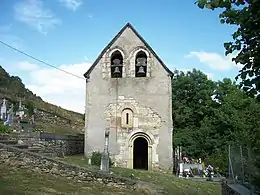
[135,51,147,77]
[111,51,123,78]
[121,108,133,128]
[126,113,129,124]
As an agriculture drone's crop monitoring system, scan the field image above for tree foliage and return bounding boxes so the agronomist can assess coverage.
[172,69,260,182]
[196,0,260,97]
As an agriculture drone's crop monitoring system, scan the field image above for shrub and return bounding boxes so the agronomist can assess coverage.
[0,121,11,133]
[90,151,114,167]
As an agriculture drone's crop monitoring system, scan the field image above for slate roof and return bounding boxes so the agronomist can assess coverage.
[83,23,173,78]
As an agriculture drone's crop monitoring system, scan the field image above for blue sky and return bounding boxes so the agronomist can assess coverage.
[0,0,242,113]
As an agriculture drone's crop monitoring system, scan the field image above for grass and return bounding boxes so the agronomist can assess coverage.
[0,164,142,195]
[35,122,78,135]
[60,155,222,195]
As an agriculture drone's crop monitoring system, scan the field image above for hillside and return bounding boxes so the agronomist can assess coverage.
[0,65,84,134]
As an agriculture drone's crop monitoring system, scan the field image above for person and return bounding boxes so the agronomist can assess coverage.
[207,164,213,172]
[198,161,203,177]
[206,164,214,180]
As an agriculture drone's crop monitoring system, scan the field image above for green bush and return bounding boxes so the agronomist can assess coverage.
[204,151,228,175]
[0,121,11,133]
[90,151,114,167]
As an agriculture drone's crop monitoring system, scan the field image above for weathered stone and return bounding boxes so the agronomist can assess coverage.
[84,25,173,170]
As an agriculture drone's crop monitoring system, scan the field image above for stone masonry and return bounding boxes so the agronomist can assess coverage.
[84,23,173,170]
[0,142,166,194]
[0,143,136,189]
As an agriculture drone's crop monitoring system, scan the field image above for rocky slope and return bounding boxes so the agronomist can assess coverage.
[0,65,84,134]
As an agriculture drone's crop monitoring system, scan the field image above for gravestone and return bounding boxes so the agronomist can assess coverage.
[0,98,7,120]
[4,104,14,127]
[100,129,110,172]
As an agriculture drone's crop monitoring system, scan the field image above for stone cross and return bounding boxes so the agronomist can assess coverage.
[100,128,110,172]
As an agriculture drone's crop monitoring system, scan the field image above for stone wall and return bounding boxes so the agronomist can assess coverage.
[15,132,84,157]
[0,143,136,189]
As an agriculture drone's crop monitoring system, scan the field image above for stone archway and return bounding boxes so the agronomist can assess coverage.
[133,137,148,170]
[128,132,153,170]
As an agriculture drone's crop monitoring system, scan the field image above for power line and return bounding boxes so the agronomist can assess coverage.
[0,40,85,80]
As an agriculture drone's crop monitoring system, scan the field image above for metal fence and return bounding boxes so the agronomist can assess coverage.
[228,144,259,194]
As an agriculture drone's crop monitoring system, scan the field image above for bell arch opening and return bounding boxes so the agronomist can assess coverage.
[133,137,148,170]
[111,50,123,78]
[135,50,147,77]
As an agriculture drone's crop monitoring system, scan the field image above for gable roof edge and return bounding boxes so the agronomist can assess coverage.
[83,23,173,78]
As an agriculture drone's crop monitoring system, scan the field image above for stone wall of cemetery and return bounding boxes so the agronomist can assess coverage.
[3,132,84,157]
[0,143,136,189]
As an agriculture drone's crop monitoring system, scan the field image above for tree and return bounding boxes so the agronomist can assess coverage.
[196,0,260,97]
[172,69,260,180]
[27,101,34,116]
[172,69,217,157]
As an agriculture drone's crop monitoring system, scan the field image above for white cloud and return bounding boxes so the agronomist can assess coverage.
[205,72,214,80]
[186,51,243,70]
[14,0,61,35]
[15,61,91,113]
[17,61,39,71]
[59,0,83,11]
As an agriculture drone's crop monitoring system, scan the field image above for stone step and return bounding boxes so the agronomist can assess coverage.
[27,148,41,153]
[10,144,29,149]
[0,134,11,140]
[0,140,18,145]
[39,152,56,157]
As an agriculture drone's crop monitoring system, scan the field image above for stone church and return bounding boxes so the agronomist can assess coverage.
[84,23,173,171]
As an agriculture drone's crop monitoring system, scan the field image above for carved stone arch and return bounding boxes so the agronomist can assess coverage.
[133,47,150,59]
[107,47,126,58]
[129,47,151,78]
[117,103,137,115]
[127,130,155,170]
[109,47,124,78]
[128,130,155,146]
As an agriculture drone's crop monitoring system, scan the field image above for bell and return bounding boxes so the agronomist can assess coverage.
[113,66,121,76]
[137,66,145,75]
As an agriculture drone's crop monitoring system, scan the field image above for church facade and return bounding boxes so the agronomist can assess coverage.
[84,23,173,170]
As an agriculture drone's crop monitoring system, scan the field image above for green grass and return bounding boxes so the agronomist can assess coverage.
[35,122,78,135]
[0,164,141,195]
[60,155,221,195]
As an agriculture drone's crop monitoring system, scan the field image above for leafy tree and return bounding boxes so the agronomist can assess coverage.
[196,0,260,97]
[172,69,260,182]
[172,69,216,157]
[27,101,35,116]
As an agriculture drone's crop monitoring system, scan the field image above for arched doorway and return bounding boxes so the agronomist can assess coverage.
[133,137,148,170]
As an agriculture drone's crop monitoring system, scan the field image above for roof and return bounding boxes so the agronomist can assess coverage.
[83,23,173,78]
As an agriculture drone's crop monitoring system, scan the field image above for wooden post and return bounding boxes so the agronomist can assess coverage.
[240,145,245,184]
[247,144,253,195]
